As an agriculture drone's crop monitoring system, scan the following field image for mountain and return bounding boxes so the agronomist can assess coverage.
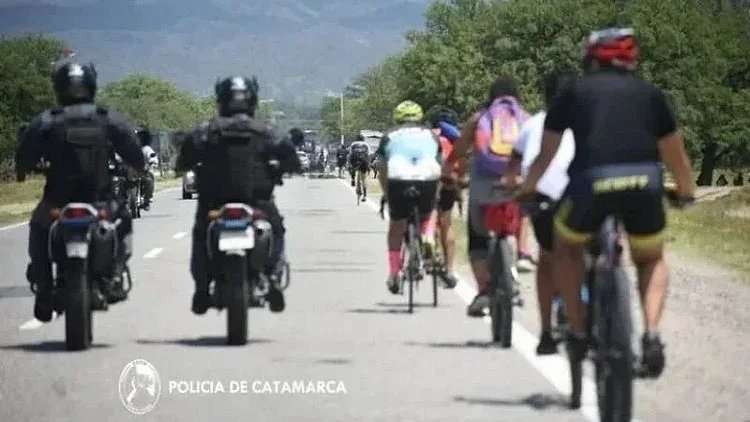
[0,0,430,104]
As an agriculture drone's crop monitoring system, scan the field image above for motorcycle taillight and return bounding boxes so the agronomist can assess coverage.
[224,207,246,220]
[64,207,92,219]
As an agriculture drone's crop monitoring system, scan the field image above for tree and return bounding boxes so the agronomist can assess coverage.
[0,34,67,173]
[97,74,213,131]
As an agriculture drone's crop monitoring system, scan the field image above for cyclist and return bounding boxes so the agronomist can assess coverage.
[443,75,530,317]
[376,101,442,294]
[349,135,371,198]
[517,28,696,377]
[506,71,576,355]
[335,143,349,178]
[430,107,462,288]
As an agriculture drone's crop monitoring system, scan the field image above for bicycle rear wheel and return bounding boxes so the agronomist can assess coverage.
[594,268,634,422]
[489,237,514,347]
[406,221,417,313]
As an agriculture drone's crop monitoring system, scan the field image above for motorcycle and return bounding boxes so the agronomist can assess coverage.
[48,202,133,351]
[206,202,290,345]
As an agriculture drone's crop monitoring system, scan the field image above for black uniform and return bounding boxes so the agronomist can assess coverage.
[176,113,301,311]
[16,103,145,320]
[545,70,678,246]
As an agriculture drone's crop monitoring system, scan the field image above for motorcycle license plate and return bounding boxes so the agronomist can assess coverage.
[66,241,89,258]
[218,230,254,251]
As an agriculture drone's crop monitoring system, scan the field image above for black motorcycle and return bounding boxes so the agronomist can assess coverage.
[205,200,291,345]
[49,202,132,351]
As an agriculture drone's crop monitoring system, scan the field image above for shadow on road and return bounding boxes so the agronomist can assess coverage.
[454,393,571,410]
[136,337,273,348]
[405,340,504,349]
[137,213,173,219]
[0,341,112,352]
[346,308,411,315]
[375,302,447,309]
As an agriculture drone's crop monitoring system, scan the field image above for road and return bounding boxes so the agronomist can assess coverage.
[0,177,746,421]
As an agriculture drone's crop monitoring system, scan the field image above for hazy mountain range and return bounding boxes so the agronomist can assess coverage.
[0,0,429,104]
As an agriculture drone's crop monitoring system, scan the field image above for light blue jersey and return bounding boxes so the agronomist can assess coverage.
[378,125,441,182]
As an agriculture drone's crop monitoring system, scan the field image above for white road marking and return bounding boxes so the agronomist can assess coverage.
[0,221,27,232]
[143,247,164,259]
[172,231,187,239]
[337,177,625,422]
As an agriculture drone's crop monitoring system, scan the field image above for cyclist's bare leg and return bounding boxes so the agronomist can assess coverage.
[552,235,587,335]
[387,219,407,275]
[438,210,455,272]
[629,242,668,333]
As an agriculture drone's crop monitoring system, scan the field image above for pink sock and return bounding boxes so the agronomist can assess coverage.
[420,212,437,238]
[388,250,401,276]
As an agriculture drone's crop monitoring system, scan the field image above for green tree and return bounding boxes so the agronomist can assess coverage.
[97,74,213,131]
[0,34,67,172]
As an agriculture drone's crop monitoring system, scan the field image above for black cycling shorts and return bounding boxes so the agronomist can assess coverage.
[437,187,457,212]
[554,163,666,250]
[386,180,438,221]
[530,195,557,253]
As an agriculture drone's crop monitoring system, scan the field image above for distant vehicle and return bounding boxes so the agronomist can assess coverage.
[297,151,310,172]
[359,130,383,152]
[182,170,197,199]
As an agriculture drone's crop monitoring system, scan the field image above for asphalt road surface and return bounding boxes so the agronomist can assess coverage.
[0,177,744,421]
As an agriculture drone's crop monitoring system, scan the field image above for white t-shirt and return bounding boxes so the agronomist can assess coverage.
[514,111,575,200]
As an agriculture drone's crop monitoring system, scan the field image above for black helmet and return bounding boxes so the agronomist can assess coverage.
[135,127,152,146]
[430,107,459,128]
[215,76,259,117]
[52,62,97,105]
[289,128,304,146]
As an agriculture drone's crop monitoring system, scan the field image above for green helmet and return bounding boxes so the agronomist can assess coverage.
[393,100,424,123]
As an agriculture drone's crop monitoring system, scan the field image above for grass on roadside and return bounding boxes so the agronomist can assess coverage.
[667,187,750,279]
[0,174,182,226]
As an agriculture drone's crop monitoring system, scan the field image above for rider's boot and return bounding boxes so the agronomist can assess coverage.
[191,277,211,315]
[28,262,55,322]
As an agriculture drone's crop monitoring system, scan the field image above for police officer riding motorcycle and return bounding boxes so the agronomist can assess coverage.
[136,127,158,211]
[176,76,301,330]
[15,62,145,349]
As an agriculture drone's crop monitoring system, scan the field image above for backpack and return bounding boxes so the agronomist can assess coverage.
[473,96,529,177]
[50,106,112,200]
[202,115,272,203]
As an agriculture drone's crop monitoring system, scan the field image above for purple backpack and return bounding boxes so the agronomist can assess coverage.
[473,96,529,177]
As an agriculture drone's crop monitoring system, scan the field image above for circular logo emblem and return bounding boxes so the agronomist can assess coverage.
[118,359,162,415]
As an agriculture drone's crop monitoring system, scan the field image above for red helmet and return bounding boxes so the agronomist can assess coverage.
[581,27,639,70]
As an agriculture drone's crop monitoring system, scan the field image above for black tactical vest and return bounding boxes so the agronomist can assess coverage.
[198,115,274,205]
[47,105,112,203]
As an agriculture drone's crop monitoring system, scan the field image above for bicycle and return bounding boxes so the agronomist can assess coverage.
[554,185,694,419]
[481,179,525,347]
[380,189,425,314]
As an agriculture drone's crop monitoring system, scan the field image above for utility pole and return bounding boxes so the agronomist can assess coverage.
[339,92,345,146]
